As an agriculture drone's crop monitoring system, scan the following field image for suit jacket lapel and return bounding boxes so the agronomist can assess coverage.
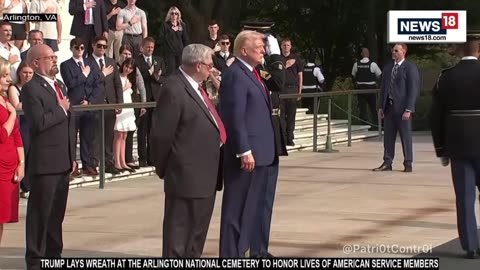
[178,73,218,130]
[235,60,271,105]
[35,74,56,98]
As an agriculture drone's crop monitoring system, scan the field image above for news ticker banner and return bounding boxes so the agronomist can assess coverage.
[388,10,467,43]
[41,258,440,269]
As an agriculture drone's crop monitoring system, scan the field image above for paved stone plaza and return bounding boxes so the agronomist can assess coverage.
[1,134,479,269]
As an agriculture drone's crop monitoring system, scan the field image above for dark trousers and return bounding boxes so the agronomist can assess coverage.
[281,86,298,143]
[19,117,30,192]
[94,110,116,167]
[137,108,152,164]
[162,193,216,257]
[165,53,182,75]
[251,164,279,256]
[77,25,96,58]
[25,172,70,270]
[450,159,480,252]
[301,87,320,114]
[121,34,143,58]
[383,109,413,167]
[220,163,267,257]
[356,84,378,125]
[75,111,96,169]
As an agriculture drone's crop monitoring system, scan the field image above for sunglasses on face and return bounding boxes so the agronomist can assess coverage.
[171,12,179,15]
[74,45,85,50]
[220,42,230,45]
[96,44,108,49]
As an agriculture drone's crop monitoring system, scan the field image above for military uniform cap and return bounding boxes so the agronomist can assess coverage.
[241,20,275,32]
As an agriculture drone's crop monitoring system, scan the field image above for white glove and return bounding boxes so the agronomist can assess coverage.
[265,34,281,56]
[440,157,450,167]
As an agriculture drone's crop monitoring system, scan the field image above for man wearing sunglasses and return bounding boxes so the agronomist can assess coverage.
[60,38,102,177]
[373,43,420,173]
[212,34,234,72]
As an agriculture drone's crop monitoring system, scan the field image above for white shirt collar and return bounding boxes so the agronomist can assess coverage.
[394,58,405,66]
[360,57,370,63]
[462,56,478,60]
[179,67,201,90]
[93,54,105,64]
[36,72,56,84]
[237,57,254,72]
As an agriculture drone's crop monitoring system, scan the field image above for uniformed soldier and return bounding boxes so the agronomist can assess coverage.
[241,20,287,258]
[431,30,480,259]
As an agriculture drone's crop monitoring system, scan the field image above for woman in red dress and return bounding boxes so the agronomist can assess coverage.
[0,58,24,245]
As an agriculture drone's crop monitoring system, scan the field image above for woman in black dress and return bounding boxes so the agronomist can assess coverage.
[159,6,189,75]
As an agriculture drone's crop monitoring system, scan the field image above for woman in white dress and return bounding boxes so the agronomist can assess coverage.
[114,58,137,172]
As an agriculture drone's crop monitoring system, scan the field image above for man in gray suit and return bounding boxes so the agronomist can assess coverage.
[150,44,225,257]
[373,43,420,172]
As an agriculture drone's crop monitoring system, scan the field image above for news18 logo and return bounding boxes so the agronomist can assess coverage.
[388,10,466,43]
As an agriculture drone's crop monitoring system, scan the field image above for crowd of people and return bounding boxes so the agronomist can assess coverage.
[1,0,479,267]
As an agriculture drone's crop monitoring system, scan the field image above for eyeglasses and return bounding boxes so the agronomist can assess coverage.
[74,45,85,50]
[220,42,230,45]
[171,12,179,15]
[35,55,57,61]
[200,62,214,69]
[96,44,108,49]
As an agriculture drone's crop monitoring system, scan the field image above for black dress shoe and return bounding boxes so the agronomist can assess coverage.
[123,167,136,173]
[105,167,121,175]
[403,166,413,173]
[465,249,480,259]
[372,164,392,171]
[126,163,140,169]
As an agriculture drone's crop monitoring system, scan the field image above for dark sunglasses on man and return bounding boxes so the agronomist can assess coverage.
[220,42,230,45]
[96,44,108,49]
[74,45,84,50]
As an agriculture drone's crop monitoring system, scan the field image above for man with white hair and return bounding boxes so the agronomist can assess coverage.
[150,44,225,257]
[219,30,276,257]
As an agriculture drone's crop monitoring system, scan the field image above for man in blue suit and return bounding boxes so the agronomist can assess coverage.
[373,43,420,172]
[60,38,102,176]
[219,30,276,257]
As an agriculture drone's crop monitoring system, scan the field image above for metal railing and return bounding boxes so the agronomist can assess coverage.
[279,89,382,152]
[17,89,381,189]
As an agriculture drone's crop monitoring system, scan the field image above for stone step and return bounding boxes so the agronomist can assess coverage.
[293,125,371,140]
[286,130,380,153]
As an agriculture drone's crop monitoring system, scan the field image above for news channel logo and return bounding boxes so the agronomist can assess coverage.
[388,10,466,43]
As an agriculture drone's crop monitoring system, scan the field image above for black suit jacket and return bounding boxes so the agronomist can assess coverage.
[60,58,101,105]
[135,55,166,102]
[21,74,76,175]
[150,71,222,198]
[213,51,234,72]
[69,0,108,37]
[431,59,480,159]
[87,56,123,104]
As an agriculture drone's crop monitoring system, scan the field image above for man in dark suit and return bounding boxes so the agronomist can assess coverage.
[69,0,108,57]
[212,34,234,72]
[219,30,276,257]
[22,44,76,270]
[135,37,166,167]
[150,44,225,257]
[373,43,420,172]
[60,38,101,176]
[431,31,480,259]
[20,30,44,61]
[87,36,123,175]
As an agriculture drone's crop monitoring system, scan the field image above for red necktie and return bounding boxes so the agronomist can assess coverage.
[84,2,91,23]
[199,86,227,144]
[54,81,64,99]
[253,68,268,95]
